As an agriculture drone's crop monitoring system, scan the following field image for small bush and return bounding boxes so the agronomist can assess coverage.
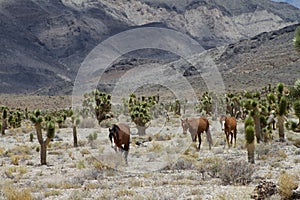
[11,155,20,165]
[219,160,254,185]
[278,172,298,199]
[172,156,194,170]
[196,157,224,178]
[3,185,33,200]
[77,160,86,169]
[148,142,162,152]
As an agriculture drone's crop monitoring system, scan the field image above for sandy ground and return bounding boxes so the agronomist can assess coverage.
[0,115,299,200]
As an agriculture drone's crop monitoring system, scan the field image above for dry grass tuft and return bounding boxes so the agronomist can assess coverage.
[3,185,33,200]
[278,172,299,199]
[10,155,20,165]
[148,142,162,152]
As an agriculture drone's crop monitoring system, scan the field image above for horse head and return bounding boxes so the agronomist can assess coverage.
[109,124,120,145]
[181,118,189,135]
[219,115,226,131]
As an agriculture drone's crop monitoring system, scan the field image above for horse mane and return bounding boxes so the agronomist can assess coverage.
[113,124,120,140]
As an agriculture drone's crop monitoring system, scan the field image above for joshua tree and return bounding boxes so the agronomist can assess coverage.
[30,109,55,165]
[225,93,242,118]
[1,107,8,135]
[243,97,263,143]
[93,90,112,124]
[293,27,300,51]
[175,99,181,116]
[71,114,80,148]
[276,83,288,142]
[277,96,287,142]
[197,92,213,115]
[245,116,255,164]
[8,110,23,129]
[128,94,156,135]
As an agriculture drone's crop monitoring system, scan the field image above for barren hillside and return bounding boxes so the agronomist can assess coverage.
[0,0,300,94]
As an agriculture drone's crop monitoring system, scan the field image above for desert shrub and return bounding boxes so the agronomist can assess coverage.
[148,142,162,152]
[10,155,20,165]
[219,160,254,185]
[278,172,298,199]
[172,156,194,170]
[44,190,61,198]
[77,160,86,169]
[88,132,98,142]
[196,157,225,178]
[3,185,33,200]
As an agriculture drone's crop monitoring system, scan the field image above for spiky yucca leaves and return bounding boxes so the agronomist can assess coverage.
[225,93,242,118]
[93,90,112,124]
[8,110,23,129]
[175,99,181,116]
[245,117,255,164]
[293,27,300,52]
[196,92,213,115]
[278,96,287,142]
[30,109,55,165]
[128,94,157,135]
[243,96,263,143]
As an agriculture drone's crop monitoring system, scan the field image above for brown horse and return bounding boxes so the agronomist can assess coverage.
[219,115,237,148]
[181,117,213,150]
[109,123,130,164]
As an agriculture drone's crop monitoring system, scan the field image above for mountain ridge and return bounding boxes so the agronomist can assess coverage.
[0,0,299,95]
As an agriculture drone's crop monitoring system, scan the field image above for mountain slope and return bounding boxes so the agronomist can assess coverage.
[101,23,300,96]
[0,0,300,94]
[272,0,300,9]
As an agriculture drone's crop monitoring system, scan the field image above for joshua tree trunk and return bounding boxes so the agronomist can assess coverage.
[253,115,262,143]
[137,126,147,136]
[40,142,47,165]
[35,123,52,165]
[73,125,78,147]
[1,119,6,135]
[277,115,285,142]
[247,143,255,164]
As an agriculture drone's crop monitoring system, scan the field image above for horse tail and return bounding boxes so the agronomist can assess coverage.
[206,128,213,149]
[204,119,213,149]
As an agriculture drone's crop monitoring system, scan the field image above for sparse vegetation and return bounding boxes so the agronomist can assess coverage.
[30,109,56,165]
[3,185,33,200]
[294,27,300,51]
[219,160,254,185]
[278,172,299,199]
[128,94,157,135]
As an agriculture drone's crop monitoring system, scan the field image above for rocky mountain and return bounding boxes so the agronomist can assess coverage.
[272,0,300,9]
[0,0,300,95]
[100,23,300,98]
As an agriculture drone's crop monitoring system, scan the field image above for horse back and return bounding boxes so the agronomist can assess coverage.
[188,117,209,133]
[225,117,237,130]
[116,123,130,145]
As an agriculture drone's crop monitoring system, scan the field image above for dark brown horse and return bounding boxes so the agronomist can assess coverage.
[181,117,213,150]
[109,123,130,164]
[219,115,237,148]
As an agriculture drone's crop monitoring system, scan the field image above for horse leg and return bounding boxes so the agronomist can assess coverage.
[123,143,129,165]
[234,129,237,148]
[206,129,213,150]
[198,133,201,150]
[225,132,230,148]
[230,131,233,146]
